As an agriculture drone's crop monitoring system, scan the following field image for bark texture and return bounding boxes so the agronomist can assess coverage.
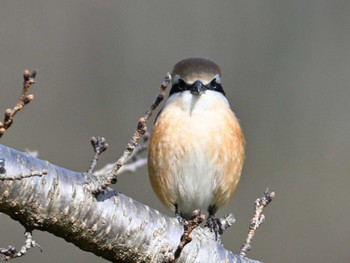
[0,144,259,263]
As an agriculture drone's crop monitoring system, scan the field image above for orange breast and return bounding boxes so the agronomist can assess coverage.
[148,96,245,215]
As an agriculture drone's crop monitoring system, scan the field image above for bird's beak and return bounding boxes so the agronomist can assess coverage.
[190,80,206,95]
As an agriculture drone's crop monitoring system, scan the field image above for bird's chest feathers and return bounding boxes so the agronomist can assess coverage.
[150,91,242,214]
[156,91,232,176]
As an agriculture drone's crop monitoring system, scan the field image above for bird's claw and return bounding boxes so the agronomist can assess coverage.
[205,214,224,242]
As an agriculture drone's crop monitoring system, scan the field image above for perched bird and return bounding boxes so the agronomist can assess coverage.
[148,58,245,235]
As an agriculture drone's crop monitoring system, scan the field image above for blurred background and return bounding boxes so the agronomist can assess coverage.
[0,1,349,262]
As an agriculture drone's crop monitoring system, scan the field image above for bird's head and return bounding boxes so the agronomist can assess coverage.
[169,58,225,97]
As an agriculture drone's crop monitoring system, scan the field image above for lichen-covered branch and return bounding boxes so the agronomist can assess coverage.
[0,144,259,263]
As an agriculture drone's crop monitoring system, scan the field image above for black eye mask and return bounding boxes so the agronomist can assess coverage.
[169,78,226,97]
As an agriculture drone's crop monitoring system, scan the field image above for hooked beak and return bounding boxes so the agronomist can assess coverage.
[190,80,206,95]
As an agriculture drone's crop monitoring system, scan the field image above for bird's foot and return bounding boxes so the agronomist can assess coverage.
[205,214,223,241]
[205,213,236,242]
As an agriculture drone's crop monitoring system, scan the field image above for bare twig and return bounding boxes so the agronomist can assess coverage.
[0,70,37,138]
[0,231,42,261]
[0,157,47,180]
[94,158,147,177]
[84,73,171,194]
[0,169,47,180]
[87,136,109,174]
[174,210,205,260]
[109,73,170,178]
[240,188,275,257]
[93,132,149,176]
[125,131,149,161]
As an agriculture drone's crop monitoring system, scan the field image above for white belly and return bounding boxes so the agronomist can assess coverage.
[174,139,218,218]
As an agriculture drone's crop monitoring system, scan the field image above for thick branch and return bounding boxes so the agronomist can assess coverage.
[0,145,259,263]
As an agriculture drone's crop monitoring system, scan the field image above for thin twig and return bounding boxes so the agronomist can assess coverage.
[0,70,37,138]
[84,73,171,194]
[93,132,149,176]
[0,169,47,180]
[0,157,47,180]
[94,158,147,177]
[0,231,42,261]
[240,188,275,258]
[109,73,171,178]
[87,136,109,174]
[173,210,205,260]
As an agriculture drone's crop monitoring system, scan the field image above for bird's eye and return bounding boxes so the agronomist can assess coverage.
[178,79,187,90]
[210,78,217,89]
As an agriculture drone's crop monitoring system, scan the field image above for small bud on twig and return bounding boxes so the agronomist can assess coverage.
[240,188,275,258]
[24,94,34,105]
[5,109,11,118]
[23,69,30,81]
[0,69,38,139]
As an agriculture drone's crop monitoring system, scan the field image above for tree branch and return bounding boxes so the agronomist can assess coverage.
[0,69,266,262]
[0,144,259,263]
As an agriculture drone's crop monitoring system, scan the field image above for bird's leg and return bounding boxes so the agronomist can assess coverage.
[174,204,185,224]
[205,205,224,241]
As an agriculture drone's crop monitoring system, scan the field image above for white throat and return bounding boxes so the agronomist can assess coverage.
[165,90,230,114]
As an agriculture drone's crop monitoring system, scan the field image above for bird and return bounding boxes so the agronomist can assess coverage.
[148,57,245,236]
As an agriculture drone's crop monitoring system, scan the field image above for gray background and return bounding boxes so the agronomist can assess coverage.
[1,1,349,262]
